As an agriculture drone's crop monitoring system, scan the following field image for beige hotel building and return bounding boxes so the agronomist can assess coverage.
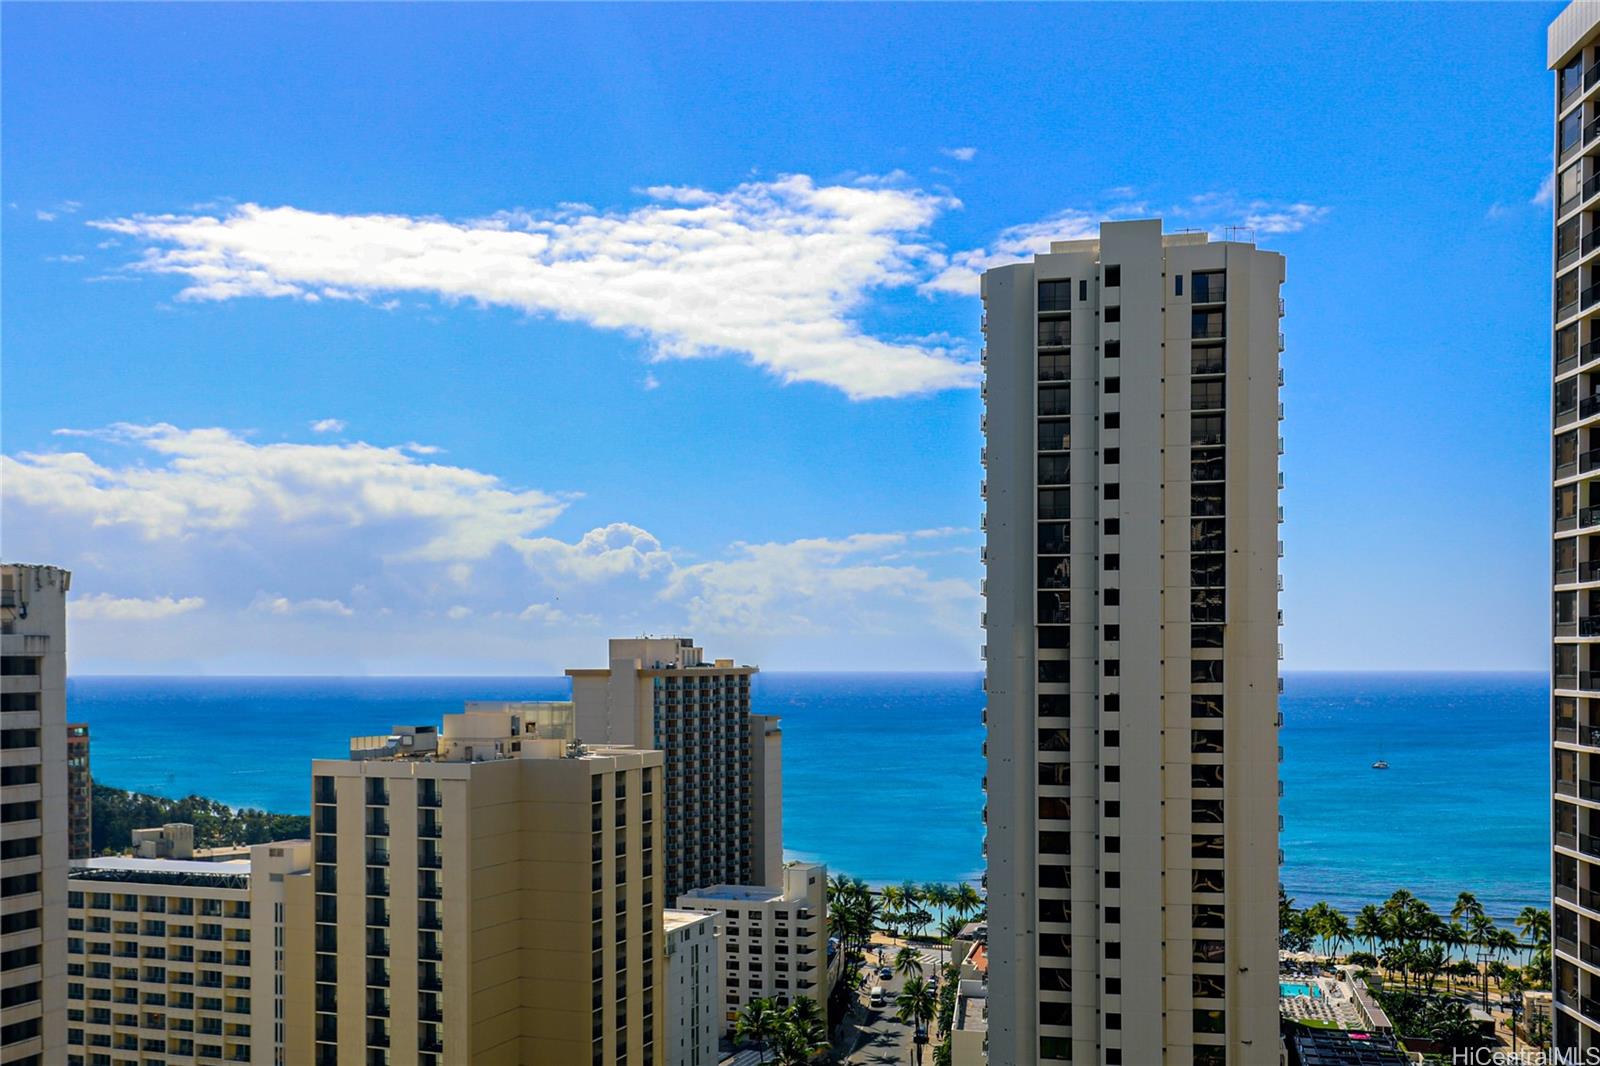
[283,702,665,1066]
[1551,1,1600,1053]
[1,564,71,1066]
[981,219,1284,1064]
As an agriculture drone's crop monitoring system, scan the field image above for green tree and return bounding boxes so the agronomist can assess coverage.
[895,977,938,1064]
[895,945,924,981]
[735,997,783,1065]
[938,914,965,967]
[1354,904,1386,957]
[952,882,983,921]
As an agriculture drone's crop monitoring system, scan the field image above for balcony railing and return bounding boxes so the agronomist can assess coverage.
[1192,286,1226,305]
[1580,505,1600,528]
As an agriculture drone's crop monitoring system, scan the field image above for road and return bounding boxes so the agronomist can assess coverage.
[839,946,945,1066]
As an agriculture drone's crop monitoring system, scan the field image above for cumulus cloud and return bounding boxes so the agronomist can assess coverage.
[91,176,978,400]
[1535,173,1556,207]
[941,147,978,162]
[1,422,980,669]
[71,593,205,621]
[309,418,346,433]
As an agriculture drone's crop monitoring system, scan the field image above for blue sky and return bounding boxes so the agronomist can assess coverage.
[1,2,1561,673]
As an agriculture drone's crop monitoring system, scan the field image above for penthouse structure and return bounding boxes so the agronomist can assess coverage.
[64,842,310,1066]
[569,638,781,899]
[980,220,1285,1063]
[284,702,665,1065]
[675,861,829,1034]
[1,563,71,1066]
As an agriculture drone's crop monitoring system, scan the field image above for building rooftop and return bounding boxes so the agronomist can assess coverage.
[954,980,988,1033]
[69,856,252,889]
[1286,1025,1408,1066]
[680,883,783,903]
[663,908,715,932]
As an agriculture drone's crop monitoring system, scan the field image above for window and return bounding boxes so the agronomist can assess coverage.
[1104,340,1120,360]
[1104,729,1120,747]
[1564,54,1585,101]
[1078,280,1087,302]
[1562,162,1583,211]
[1175,274,1184,296]
[1193,940,1226,964]
[1104,871,1120,888]
[1104,483,1119,500]
[1038,489,1070,521]
[1037,318,1071,347]
[1038,797,1071,821]
[1104,412,1120,429]
[1104,376,1120,394]
[1104,765,1119,783]
[1104,305,1120,323]
[1104,624,1119,641]
[1104,801,1120,818]
[1037,729,1070,753]
[1104,836,1120,853]
[1039,1001,1072,1027]
[1038,831,1070,855]
[1192,660,1224,684]
[1038,280,1071,312]
[1038,522,1069,554]
[1038,383,1071,416]
[1104,518,1119,535]
[1191,381,1224,411]
[1558,270,1580,314]
[1193,1009,1226,1034]
[1038,659,1070,684]
[1104,588,1119,606]
[1192,310,1224,339]
[1563,109,1583,154]
[1040,1036,1071,1061]
[1038,456,1071,486]
[1104,265,1121,287]
[1105,941,1120,959]
[1103,659,1119,677]
[1104,447,1119,464]
[1038,762,1070,786]
[1194,973,1226,999]
[1191,625,1223,649]
[1192,272,1225,303]
[1560,216,1581,263]
[1191,414,1223,446]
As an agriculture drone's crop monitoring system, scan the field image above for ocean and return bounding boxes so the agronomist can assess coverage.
[67,670,1547,919]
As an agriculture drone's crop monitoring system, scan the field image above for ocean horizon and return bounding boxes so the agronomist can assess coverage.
[67,669,1548,920]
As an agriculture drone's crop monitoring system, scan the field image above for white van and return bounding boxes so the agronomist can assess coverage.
[869,986,885,1007]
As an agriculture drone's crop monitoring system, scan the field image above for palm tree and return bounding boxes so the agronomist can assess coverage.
[953,882,983,921]
[939,914,965,967]
[735,996,782,1064]
[1468,911,1498,1009]
[1321,908,1353,962]
[1519,906,1552,975]
[895,945,924,981]
[900,880,923,912]
[1451,891,1485,927]
[895,977,938,1064]
[1355,904,1386,957]
[775,997,829,1065]
[1503,968,1529,1053]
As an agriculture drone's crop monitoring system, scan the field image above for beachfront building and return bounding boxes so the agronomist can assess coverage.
[64,841,309,1066]
[662,909,718,1066]
[1551,3,1600,1052]
[980,219,1285,1063]
[67,724,91,861]
[568,638,782,899]
[283,702,665,1066]
[675,861,829,1036]
[1,563,71,1066]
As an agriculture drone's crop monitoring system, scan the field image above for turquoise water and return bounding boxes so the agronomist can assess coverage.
[1279,982,1321,999]
[67,671,1546,918]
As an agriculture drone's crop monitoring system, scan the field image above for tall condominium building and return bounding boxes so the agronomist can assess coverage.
[661,909,718,1066]
[568,638,782,899]
[1,563,71,1066]
[64,841,310,1066]
[67,724,91,861]
[980,219,1284,1065]
[283,703,665,1066]
[675,861,830,1035]
[1551,3,1600,1051]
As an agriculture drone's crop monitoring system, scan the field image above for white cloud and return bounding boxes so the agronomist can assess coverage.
[71,593,205,621]
[252,594,354,617]
[1,422,981,670]
[1535,173,1556,207]
[36,211,56,222]
[3,422,567,560]
[660,528,978,637]
[941,147,978,162]
[46,254,85,263]
[91,176,978,400]
[309,418,346,433]
[924,192,1330,295]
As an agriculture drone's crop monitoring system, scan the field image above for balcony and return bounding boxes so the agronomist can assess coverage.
[1192,286,1226,305]
[1581,506,1600,530]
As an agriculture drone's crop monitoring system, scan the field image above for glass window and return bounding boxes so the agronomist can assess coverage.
[1559,270,1581,313]
[1104,265,1120,287]
[1037,318,1071,347]
[1038,489,1070,521]
[1038,384,1071,416]
[1560,216,1581,262]
[1037,280,1071,312]
[1562,163,1583,210]
[1192,272,1226,302]
[1192,381,1224,411]
[1037,456,1071,486]
[1559,324,1580,367]
[1565,55,1585,102]
[1037,419,1070,452]
[1563,109,1582,154]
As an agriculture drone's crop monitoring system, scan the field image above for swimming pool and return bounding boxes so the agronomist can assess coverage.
[1280,982,1322,999]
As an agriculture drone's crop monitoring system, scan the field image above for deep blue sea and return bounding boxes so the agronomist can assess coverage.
[67,671,1546,919]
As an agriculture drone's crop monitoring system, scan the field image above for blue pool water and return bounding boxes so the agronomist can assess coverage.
[67,670,1547,917]
[1280,982,1321,999]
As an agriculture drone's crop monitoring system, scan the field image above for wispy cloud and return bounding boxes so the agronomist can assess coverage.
[1534,173,1556,207]
[91,176,978,400]
[71,593,205,621]
[941,147,977,162]
[252,594,353,617]
[309,418,346,433]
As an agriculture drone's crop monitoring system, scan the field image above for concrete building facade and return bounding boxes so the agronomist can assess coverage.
[284,703,665,1066]
[64,842,310,1066]
[67,724,91,861]
[675,861,828,1035]
[1551,3,1600,1051]
[569,638,782,899]
[0,563,71,1066]
[980,220,1284,1064]
[662,909,718,1066]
